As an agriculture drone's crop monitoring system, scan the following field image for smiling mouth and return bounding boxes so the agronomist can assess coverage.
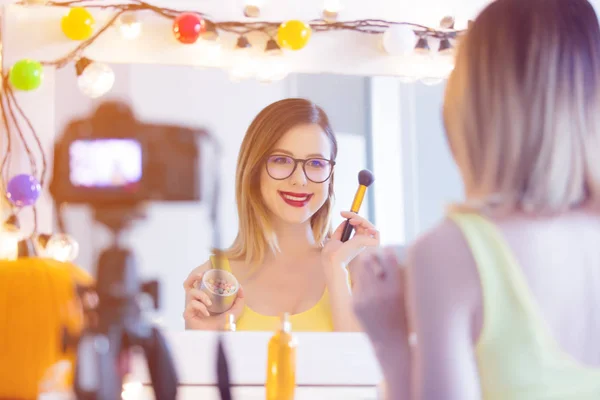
[278,191,313,207]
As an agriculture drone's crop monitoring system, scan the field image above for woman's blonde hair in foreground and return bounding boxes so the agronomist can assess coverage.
[220,98,338,265]
[444,0,600,215]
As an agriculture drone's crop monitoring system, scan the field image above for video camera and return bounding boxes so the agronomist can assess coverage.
[48,101,209,400]
[50,100,202,207]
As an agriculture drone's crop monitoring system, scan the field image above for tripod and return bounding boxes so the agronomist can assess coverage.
[63,206,178,400]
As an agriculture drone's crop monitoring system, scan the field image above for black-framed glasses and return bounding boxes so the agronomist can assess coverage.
[265,154,335,183]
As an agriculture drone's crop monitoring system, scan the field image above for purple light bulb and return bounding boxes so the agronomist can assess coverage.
[6,174,41,207]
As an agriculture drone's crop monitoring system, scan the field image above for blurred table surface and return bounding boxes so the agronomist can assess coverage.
[135,385,380,400]
[128,330,384,399]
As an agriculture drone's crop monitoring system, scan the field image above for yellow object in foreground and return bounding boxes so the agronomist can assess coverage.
[266,313,298,400]
[0,258,93,398]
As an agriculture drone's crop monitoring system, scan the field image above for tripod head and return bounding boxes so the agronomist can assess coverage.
[63,204,178,399]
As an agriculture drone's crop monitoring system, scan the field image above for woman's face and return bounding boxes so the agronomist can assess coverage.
[260,123,334,226]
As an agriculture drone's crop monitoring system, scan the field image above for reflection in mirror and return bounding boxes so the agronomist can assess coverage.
[53,64,459,332]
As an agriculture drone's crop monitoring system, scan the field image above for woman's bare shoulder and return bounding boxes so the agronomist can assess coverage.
[407,217,481,306]
[409,217,473,269]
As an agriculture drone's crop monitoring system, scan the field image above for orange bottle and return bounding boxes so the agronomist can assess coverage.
[265,313,297,400]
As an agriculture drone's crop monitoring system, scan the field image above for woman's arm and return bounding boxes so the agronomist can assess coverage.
[326,258,362,331]
[404,219,482,400]
[322,211,381,332]
[352,219,483,400]
[352,248,411,398]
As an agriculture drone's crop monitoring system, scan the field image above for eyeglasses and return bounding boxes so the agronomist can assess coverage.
[265,154,335,183]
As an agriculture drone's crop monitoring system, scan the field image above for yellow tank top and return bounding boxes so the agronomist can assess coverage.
[209,256,334,332]
[450,212,600,399]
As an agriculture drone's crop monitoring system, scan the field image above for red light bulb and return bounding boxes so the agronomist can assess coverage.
[173,12,206,44]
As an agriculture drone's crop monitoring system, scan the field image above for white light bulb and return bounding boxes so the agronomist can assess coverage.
[116,12,142,40]
[382,25,417,56]
[44,234,79,262]
[229,49,257,81]
[323,0,343,13]
[121,381,143,400]
[256,54,288,83]
[0,226,19,261]
[200,40,223,67]
[77,62,115,99]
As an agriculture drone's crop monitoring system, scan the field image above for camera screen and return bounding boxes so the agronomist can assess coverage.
[69,139,142,188]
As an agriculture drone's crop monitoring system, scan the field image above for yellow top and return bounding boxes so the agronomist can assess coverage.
[450,212,600,400]
[209,256,334,332]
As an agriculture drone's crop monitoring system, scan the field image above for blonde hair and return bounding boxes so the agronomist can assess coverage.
[444,0,600,215]
[220,98,338,265]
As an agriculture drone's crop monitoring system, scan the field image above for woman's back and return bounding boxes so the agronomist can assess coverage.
[427,210,600,399]
[491,211,600,367]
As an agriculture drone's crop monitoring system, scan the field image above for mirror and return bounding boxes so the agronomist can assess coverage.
[53,63,460,331]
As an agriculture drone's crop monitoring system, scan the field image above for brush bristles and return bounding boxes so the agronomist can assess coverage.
[358,169,375,187]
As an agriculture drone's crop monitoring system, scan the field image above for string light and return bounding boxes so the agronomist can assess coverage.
[440,16,456,30]
[382,25,417,56]
[116,12,142,40]
[9,59,43,91]
[0,215,20,261]
[36,233,80,262]
[4,4,462,90]
[243,0,267,18]
[61,6,95,41]
[0,6,464,208]
[229,36,256,81]
[256,40,288,83]
[414,35,430,54]
[200,21,219,41]
[322,0,343,21]
[23,0,49,5]
[121,380,143,400]
[438,38,452,54]
[172,12,206,44]
[75,58,115,98]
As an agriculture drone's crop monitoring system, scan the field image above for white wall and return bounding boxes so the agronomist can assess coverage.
[370,78,463,245]
[410,83,463,234]
[54,65,370,329]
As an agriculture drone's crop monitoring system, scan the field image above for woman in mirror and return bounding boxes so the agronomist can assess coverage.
[183,98,379,332]
[353,0,600,399]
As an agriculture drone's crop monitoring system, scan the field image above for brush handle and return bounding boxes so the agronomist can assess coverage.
[340,219,354,242]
